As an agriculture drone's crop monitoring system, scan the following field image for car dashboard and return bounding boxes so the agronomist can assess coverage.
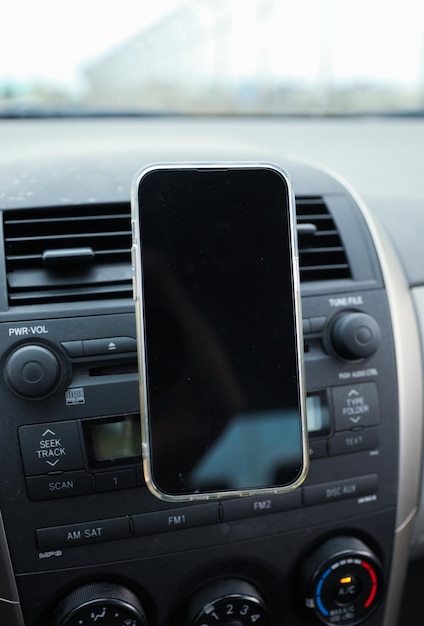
[0,116,423,626]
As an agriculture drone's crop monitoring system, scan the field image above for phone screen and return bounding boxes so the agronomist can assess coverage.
[132,163,308,500]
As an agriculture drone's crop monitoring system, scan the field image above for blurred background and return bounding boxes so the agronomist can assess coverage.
[1,0,424,114]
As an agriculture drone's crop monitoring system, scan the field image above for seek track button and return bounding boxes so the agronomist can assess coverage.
[19,421,84,476]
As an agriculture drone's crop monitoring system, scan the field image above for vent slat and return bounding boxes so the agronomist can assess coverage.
[4,203,133,306]
[296,198,351,282]
[3,197,351,306]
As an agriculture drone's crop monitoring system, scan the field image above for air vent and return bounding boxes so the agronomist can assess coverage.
[3,198,350,305]
[296,198,351,282]
[4,204,132,305]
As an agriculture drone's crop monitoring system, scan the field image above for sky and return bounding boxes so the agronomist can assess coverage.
[1,0,423,93]
[0,0,185,88]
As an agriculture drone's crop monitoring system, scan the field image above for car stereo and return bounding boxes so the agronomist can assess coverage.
[0,177,420,626]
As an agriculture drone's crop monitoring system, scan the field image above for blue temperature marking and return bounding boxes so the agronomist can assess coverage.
[315,567,332,617]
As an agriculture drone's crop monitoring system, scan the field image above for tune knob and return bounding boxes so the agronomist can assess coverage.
[4,343,64,399]
[51,582,148,626]
[329,312,381,360]
[300,536,383,625]
[186,579,269,626]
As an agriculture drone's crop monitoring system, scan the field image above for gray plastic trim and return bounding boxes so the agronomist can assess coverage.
[0,511,24,625]
[326,169,424,626]
[409,286,424,556]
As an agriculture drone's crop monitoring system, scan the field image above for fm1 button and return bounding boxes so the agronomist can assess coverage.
[19,421,84,476]
[4,344,61,399]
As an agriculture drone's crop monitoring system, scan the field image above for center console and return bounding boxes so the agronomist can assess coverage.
[0,163,421,626]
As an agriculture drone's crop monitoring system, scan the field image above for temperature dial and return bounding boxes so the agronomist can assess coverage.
[186,579,269,626]
[51,582,148,626]
[300,537,383,626]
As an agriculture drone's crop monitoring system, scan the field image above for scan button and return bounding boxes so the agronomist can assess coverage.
[26,471,93,501]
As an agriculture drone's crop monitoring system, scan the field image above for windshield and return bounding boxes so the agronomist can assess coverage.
[2,0,424,115]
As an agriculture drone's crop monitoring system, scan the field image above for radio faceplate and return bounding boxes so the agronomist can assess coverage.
[0,278,400,626]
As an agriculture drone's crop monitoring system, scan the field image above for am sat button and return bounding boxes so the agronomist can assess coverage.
[36,517,131,550]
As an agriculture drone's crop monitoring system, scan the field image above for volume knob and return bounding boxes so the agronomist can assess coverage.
[330,313,381,361]
[4,344,62,399]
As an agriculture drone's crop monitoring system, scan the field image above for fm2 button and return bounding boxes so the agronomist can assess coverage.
[19,421,84,476]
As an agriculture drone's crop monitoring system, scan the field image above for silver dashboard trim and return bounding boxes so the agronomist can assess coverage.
[319,164,424,626]
[0,511,24,625]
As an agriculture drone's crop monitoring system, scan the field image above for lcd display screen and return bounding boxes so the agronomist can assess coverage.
[306,393,331,436]
[91,416,141,462]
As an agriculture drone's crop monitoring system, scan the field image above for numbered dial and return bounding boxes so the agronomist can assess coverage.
[301,537,383,626]
[187,579,269,626]
[51,582,148,626]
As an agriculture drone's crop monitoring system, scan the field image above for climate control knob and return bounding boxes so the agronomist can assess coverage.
[300,536,383,625]
[186,579,269,626]
[51,582,148,626]
[329,312,381,360]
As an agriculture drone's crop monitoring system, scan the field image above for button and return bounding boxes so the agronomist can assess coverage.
[61,341,84,357]
[19,421,84,475]
[135,466,144,486]
[332,383,379,431]
[309,316,327,333]
[5,344,61,399]
[302,319,311,334]
[303,473,378,506]
[222,490,302,522]
[308,439,328,460]
[335,575,361,604]
[36,517,131,550]
[26,471,93,501]
[132,503,220,536]
[83,337,137,356]
[95,469,137,492]
[329,427,379,456]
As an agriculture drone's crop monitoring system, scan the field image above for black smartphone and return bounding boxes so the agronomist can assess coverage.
[131,163,308,501]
